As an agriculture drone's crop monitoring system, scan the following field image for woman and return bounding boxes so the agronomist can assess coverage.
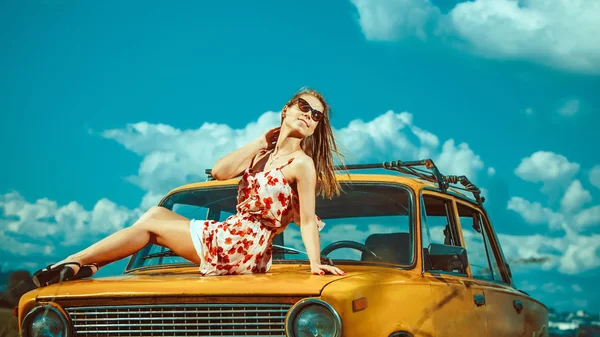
[33,87,347,287]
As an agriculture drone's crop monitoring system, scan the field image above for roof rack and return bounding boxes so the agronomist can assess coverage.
[205,159,485,205]
[337,159,484,205]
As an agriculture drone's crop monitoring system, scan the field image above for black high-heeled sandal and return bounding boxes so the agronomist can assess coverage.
[64,264,99,281]
[32,262,81,287]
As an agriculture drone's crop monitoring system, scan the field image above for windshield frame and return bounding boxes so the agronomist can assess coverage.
[124,179,418,273]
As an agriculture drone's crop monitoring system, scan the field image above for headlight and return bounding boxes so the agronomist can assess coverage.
[286,298,342,337]
[21,305,71,337]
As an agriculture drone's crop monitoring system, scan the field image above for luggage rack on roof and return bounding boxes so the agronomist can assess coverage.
[338,159,484,206]
[205,159,485,205]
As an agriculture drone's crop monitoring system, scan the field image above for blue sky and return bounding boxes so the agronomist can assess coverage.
[1,0,599,312]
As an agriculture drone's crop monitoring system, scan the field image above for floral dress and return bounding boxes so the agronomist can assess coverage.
[189,157,325,276]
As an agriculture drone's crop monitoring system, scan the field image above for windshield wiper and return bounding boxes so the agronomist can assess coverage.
[142,250,178,260]
[272,244,302,255]
[142,246,335,266]
[273,245,334,266]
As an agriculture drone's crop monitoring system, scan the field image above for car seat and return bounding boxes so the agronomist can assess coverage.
[360,232,411,265]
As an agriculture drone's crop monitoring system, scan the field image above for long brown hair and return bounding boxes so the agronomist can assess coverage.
[282,86,347,199]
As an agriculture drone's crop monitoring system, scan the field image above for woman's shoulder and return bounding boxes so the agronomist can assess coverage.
[290,153,316,180]
[292,152,315,168]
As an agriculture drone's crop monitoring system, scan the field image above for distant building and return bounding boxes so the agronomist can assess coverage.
[577,325,600,337]
[549,309,600,337]
[550,321,579,330]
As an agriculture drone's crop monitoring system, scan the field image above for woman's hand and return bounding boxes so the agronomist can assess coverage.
[310,263,346,276]
[259,127,280,151]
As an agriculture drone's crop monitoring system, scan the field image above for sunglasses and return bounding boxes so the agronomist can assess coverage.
[297,97,324,122]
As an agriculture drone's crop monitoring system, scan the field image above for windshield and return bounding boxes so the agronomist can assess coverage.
[126,182,415,271]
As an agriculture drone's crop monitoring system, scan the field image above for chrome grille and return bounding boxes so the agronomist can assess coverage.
[65,303,291,337]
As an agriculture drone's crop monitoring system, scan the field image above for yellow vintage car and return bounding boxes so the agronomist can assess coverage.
[18,159,549,337]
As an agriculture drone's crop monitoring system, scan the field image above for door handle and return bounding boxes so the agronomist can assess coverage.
[513,300,524,314]
[474,294,485,306]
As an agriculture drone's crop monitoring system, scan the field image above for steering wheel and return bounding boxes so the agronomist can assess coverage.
[320,240,380,260]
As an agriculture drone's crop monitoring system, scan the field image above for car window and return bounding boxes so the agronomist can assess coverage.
[421,193,465,274]
[128,183,415,270]
[278,183,413,267]
[456,202,505,283]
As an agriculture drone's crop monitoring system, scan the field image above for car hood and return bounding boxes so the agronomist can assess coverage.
[33,264,380,300]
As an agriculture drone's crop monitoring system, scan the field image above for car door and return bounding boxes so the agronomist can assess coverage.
[420,192,488,336]
[425,274,488,336]
[455,201,528,337]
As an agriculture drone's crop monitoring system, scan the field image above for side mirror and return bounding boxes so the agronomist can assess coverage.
[426,243,469,273]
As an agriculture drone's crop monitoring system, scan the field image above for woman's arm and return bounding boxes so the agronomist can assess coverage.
[295,157,345,276]
[211,127,279,180]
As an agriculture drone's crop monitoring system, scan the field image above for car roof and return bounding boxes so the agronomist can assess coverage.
[162,172,479,207]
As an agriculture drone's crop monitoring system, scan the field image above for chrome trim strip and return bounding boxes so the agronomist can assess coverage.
[68,308,288,315]
[67,303,290,309]
[74,328,284,333]
[69,315,286,321]
[73,321,284,327]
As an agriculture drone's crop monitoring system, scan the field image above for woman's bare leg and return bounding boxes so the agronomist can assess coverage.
[52,206,201,275]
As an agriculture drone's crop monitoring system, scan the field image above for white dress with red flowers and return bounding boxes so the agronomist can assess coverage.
[189,157,325,276]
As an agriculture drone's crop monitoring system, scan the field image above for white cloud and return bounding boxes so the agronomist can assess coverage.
[487,167,495,176]
[53,201,89,240]
[0,191,141,270]
[100,112,283,207]
[573,205,600,231]
[409,124,440,149]
[541,282,565,293]
[334,111,421,162]
[101,110,490,207]
[436,139,484,180]
[514,151,580,191]
[497,233,562,271]
[336,111,486,179]
[140,191,165,210]
[0,230,54,258]
[91,199,141,235]
[508,193,600,233]
[1,192,58,231]
[351,0,600,74]
[448,0,600,74]
[525,108,534,115]
[560,180,592,213]
[507,196,564,230]
[589,165,600,189]
[349,0,440,41]
[557,99,581,116]
[506,161,600,273]
[498,231,600,275]
[559,234,600,274]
